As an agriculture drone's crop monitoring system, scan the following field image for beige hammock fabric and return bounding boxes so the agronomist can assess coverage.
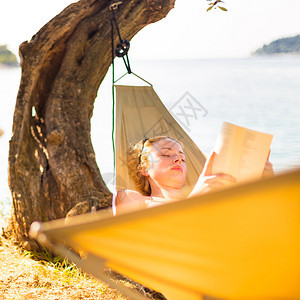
[114,85,206,194]
[30,169,300,300]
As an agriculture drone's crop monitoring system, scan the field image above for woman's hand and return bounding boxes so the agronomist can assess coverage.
[189,152,237,197]
[262,150,274,178]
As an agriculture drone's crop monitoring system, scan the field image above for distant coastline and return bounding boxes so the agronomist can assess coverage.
[0,63,19,69]
[253,34,300,56]
[0,45,19,67]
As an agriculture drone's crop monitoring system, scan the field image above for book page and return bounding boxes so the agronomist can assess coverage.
[212,122,273,184]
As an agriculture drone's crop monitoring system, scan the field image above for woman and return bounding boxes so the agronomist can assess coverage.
[114,136,274,214]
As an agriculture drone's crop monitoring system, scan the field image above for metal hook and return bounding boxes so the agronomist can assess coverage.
[109,1,123,10]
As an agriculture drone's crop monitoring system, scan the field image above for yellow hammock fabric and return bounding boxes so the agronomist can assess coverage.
[114,85,206,193]
[30,169,300,300]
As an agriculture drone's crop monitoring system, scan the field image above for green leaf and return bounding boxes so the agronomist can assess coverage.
[218,6,228,11]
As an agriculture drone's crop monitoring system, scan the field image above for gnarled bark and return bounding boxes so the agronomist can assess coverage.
[8,0,175,249]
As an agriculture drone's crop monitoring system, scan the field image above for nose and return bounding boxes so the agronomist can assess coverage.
[173,155,182,164]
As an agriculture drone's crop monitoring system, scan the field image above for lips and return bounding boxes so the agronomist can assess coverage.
[170,165,183,173]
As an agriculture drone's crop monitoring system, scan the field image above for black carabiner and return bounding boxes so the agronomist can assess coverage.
[115,39,130,57]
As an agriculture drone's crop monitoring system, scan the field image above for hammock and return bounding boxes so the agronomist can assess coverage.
[114,85,206,193]
[29,84,300,299]
[30,168,300,300]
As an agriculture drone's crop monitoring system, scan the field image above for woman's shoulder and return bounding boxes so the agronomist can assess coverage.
[116,189,146,202]
[114,189,148,214]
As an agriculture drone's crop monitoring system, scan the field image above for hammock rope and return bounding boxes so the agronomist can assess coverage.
[107,1,152,180]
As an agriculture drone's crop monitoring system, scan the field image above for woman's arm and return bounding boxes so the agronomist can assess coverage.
[262,161,274,177]
[262,151,275,178]
[189,150,275,198]
[188,152,236,198]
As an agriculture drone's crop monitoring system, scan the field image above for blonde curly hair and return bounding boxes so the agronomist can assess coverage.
[127,136,182,196]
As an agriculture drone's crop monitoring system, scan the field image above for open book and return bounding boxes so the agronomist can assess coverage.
[212,122,273,184]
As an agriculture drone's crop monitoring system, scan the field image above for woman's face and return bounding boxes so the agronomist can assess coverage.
[143,138,187,189]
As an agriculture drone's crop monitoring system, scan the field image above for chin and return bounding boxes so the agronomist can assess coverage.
[168,179,186,189]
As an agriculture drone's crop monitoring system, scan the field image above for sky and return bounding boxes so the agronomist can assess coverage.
[1,0,300,60]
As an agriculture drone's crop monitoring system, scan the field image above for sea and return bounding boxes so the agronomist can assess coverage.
[1,56,300,216]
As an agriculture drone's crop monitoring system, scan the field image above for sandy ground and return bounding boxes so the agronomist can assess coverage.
[0,235,128,300]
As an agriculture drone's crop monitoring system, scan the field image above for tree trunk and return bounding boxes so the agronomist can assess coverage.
[8,0,175,250]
